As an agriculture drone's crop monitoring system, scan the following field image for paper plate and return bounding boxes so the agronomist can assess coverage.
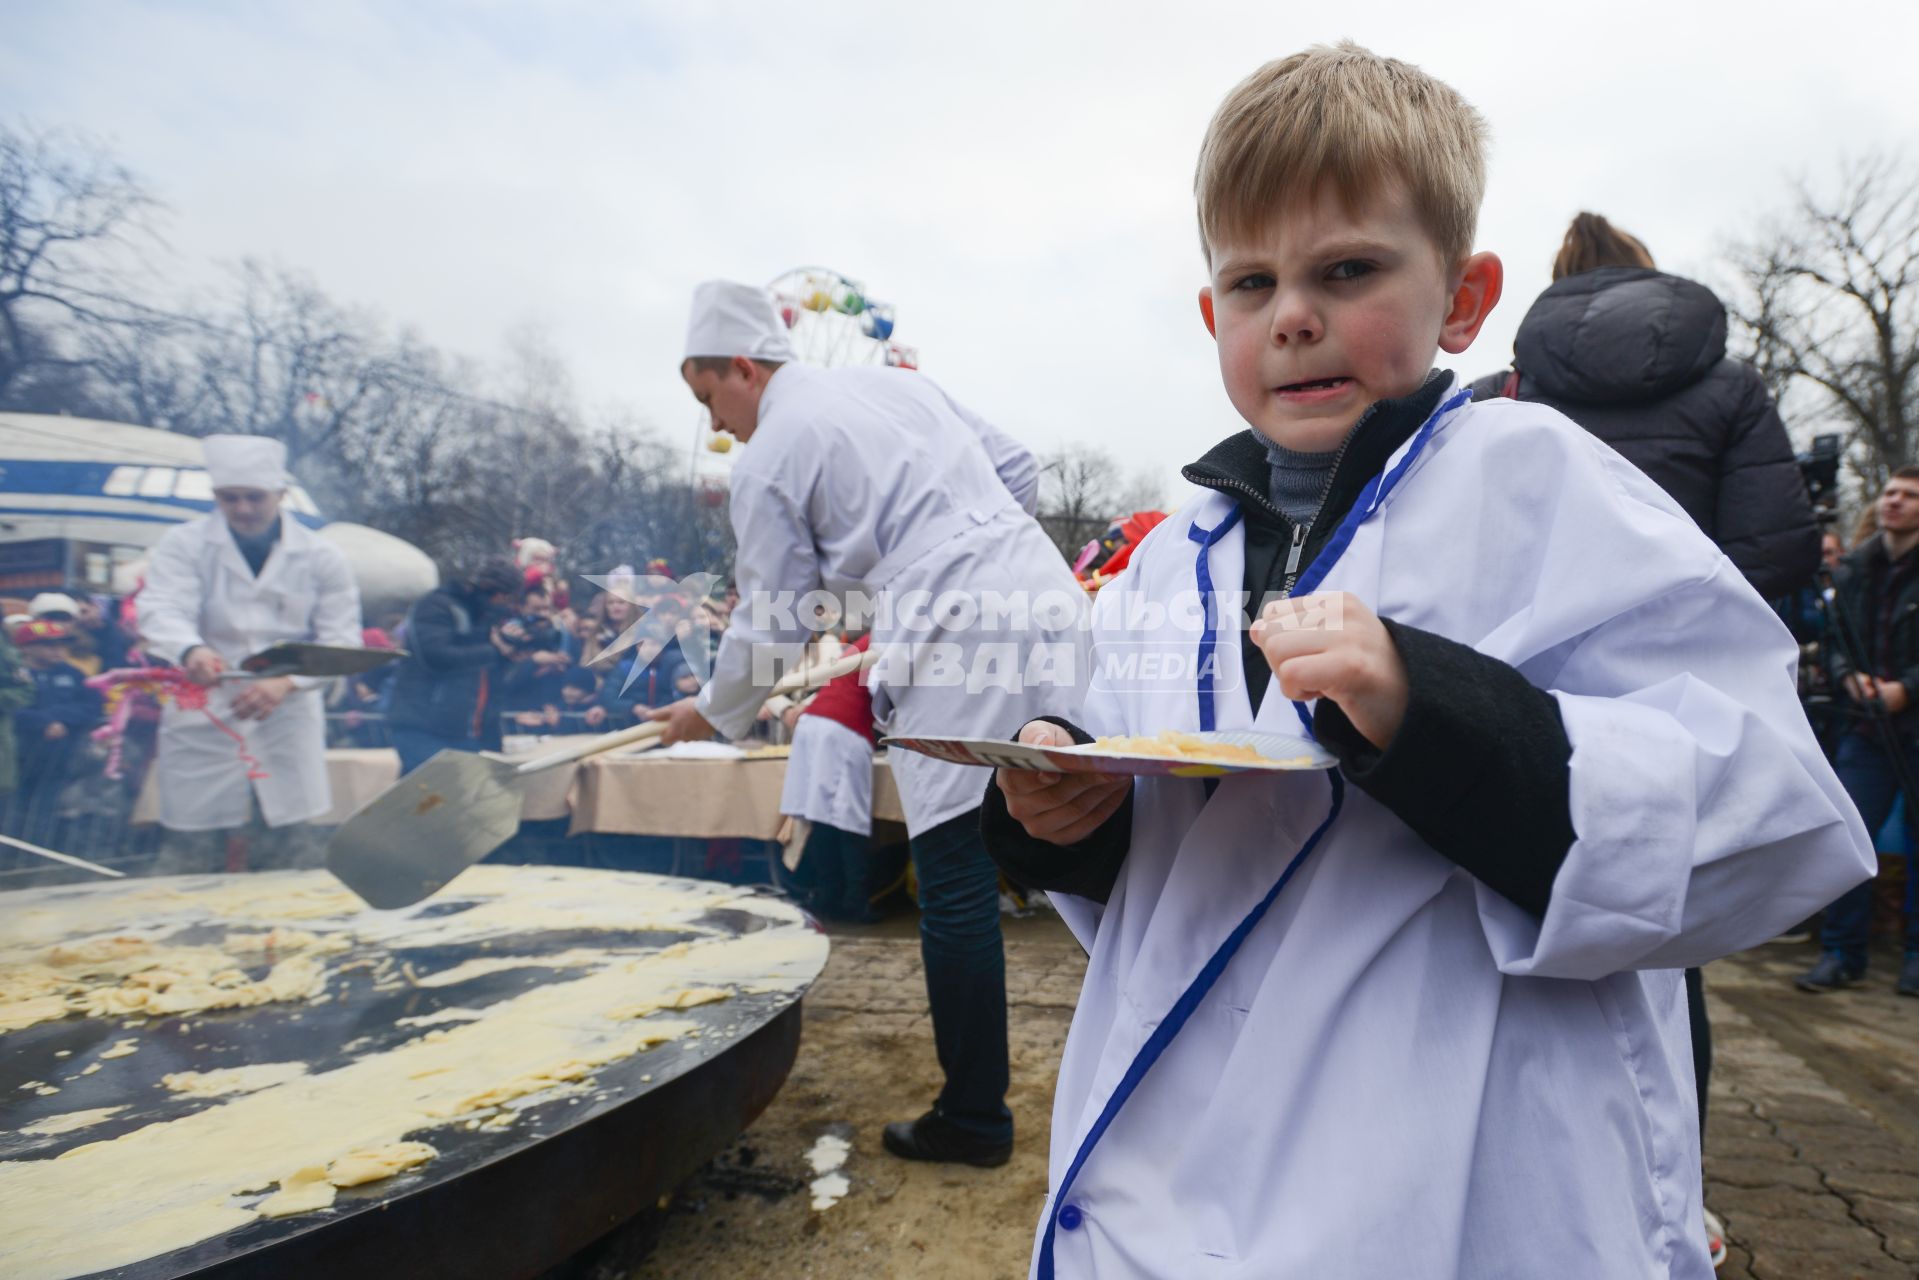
[881,729,1336,778]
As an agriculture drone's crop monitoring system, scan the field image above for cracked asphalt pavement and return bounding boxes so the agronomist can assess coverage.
[608,918,1916,1277]
[1703,938,1919,1279]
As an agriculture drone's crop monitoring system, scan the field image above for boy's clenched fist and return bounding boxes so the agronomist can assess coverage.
[1249,592,1409,751]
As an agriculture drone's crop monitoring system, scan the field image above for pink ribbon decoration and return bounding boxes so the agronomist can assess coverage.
[86,667,270,783]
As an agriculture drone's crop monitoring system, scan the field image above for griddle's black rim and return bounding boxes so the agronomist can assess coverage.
[85,999,804,1280]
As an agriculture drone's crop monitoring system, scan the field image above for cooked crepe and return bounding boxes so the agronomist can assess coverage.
[1091,730,1288,766]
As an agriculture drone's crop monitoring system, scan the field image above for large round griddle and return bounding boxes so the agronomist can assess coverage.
[0,868,826,1280]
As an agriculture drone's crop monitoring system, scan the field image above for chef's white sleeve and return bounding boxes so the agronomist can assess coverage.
[290,543,366,692]
[697,469,823,740]
[135,526,209,666]
[1477,560,1875,980]
[938,387,1039,513]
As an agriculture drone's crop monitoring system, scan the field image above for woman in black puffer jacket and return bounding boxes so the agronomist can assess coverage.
[1472,213,1820,600]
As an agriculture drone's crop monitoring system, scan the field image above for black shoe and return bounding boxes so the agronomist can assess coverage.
[882,1110,1012,1168]
[1795,953,1864,993]
[1898,954,1919,998]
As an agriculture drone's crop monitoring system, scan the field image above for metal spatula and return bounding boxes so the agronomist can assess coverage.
[223,642,408,680]
[325,646,879,909]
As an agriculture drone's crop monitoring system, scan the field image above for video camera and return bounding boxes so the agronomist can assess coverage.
[499,612,563,654]
[1797,433,1843,524]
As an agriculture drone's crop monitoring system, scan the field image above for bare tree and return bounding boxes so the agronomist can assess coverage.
[0,123,741,587]
[1727,154,1919,487]
[1036,443,1166,560]
[185,260,397,467]
[0,122,161,405]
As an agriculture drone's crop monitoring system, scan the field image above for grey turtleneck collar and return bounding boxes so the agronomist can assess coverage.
[1262,435,1347,526]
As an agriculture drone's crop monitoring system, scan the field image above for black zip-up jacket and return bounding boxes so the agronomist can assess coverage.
[1825,536,1919,734]
[1472,267,1818,600]
[981,374,1579,918]
[384,587,513,748]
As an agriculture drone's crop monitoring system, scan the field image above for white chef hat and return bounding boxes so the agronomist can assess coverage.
[203,434,289,491]
[683,280,795,364]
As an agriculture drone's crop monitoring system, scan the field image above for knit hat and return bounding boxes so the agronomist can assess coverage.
[15,619,71,645]
[28,592,80,619]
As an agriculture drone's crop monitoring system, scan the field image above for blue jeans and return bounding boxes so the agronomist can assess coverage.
[391,727,483,777]
[911,808,1012,1141]
[798,821,877,918]
[1819,733,1919,969]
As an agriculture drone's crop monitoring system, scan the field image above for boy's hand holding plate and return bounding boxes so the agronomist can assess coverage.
[997,721,1133,846]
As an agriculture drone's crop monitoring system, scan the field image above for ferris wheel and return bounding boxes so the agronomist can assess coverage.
[764,266,918,372]
[690,268,918,496]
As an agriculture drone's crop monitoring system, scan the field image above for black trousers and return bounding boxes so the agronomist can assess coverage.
[1685,966,1710,1138]
[910,806,1012,1140]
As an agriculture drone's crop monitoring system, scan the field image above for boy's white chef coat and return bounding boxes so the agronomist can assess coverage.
[699,363,1085,835]
[138,514,362,831]
[1036,387,1873,1278]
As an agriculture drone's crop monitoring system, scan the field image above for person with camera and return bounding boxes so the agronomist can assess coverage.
[1797,469,1919,998]
[498,582,572,734]
[385,557,532,775]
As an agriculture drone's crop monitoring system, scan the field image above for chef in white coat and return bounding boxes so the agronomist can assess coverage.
[139,435,362,874]
[652,279,1086,1167]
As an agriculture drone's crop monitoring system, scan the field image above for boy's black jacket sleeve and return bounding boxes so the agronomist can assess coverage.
[980,717,1134,903]
[1312,619,1575,918]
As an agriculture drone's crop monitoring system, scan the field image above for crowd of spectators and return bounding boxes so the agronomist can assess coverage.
[1,592,131,854]
[377,553,733,768]
[0,539,742,874]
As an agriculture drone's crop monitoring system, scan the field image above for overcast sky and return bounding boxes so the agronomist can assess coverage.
[6,0,1917,498]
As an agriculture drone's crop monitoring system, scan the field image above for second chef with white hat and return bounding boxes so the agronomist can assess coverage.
[137,434,362,873]
[651,280,1086,1169]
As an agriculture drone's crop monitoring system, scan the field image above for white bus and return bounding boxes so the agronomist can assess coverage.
[0,414,328,597]
[0,414,458,624]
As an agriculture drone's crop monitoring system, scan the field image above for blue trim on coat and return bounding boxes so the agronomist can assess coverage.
[1186,509,1243,732]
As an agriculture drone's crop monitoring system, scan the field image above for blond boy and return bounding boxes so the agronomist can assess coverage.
[983,44,1872,1278]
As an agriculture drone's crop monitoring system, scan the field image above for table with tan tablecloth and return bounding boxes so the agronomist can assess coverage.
[134,739,906,839]
[567,751,905,839]
[132,743,576,827]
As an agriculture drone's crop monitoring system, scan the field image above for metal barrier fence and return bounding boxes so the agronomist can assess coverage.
[1,750,158,888]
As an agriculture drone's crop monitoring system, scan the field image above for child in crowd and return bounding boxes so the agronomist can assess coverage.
[12,620,105,843]
[983,43,1872,1278]
[500,584,570,732]
[557,667,600,731]
[27,593,103,676]
[513,536,567,611]
[0,624,32,822]
[599,637,693,728]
